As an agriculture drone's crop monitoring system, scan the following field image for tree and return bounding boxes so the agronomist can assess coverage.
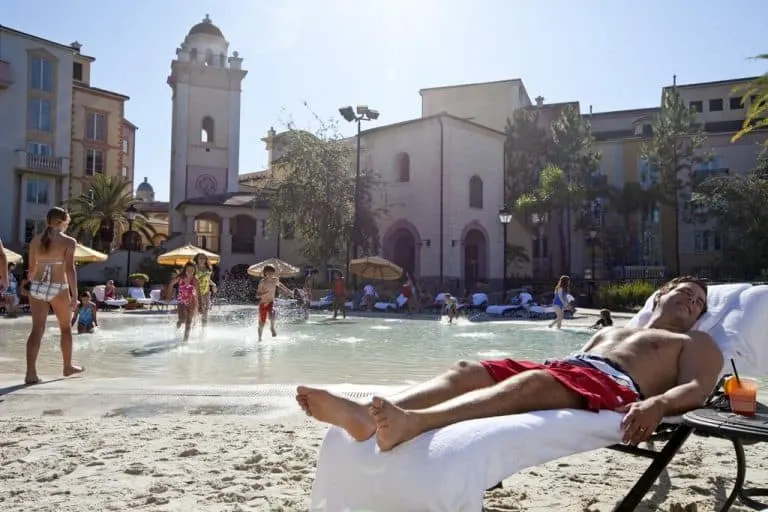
[503,108,550,214]
[266,121,380,274]
[67,174,155,253]
[687,148,768,278]
[602,182,663,266]
[505,244,530,274]
[642,87,707,274]
[732,54,768,146]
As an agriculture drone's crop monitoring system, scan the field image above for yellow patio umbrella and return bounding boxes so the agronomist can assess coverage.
[3,247,23,265]
[157,244,220,267]
[74,244,108,263]
[348,256,403,281]
[247,258,301,278]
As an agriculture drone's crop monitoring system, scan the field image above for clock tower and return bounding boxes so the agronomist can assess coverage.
[166,15,247,233]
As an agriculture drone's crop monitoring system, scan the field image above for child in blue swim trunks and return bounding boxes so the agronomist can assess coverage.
[71,291,99,334]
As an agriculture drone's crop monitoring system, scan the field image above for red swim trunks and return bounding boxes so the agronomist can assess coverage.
[481,358,640,412]
[259,302,274,324]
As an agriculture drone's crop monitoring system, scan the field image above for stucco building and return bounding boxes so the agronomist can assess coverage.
[0,25,134,249]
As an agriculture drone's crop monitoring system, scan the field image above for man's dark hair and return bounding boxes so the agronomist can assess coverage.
[652,276,708,318]
[263,265,276,274]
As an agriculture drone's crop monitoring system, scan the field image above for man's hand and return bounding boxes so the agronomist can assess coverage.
[617,398,667,445]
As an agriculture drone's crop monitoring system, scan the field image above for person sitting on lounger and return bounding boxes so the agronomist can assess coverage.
[296,276,723,451]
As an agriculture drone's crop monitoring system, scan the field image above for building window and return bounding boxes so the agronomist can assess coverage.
[26,178,49,204]
[689,101,703,113]
[122,165,128,178]
[693,230,722,252]
[24,219,46,243]
[709,98,723,112]
[27,98,52,132]
[85,149,105,175]
[122,139,129,154]
[29,57,53,92]
[729,96,744,110]
[26,142,52,156]
[396,152,410,182]
[73,62,83,81]
[86,112,107,141]
[201,116,215,143]
[469,175,483,209]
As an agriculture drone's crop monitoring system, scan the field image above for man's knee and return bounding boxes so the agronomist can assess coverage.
[446,360,493,389]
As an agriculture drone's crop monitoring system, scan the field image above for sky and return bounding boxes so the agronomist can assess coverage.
[2,0,766,201]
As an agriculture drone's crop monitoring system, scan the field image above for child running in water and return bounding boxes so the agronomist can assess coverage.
[443,293,459,324]
[170,262,198,341]
[193,253,217,328]
[257,265,292,341]
[71,291,98,333]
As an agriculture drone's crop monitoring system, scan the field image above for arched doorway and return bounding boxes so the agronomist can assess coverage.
[463,228,487,287]
[391,229,416,277]
[193,213,221,253]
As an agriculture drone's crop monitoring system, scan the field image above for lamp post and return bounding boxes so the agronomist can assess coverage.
[125,204,138,287]
[498,205,513,303]
[588,229,597,305]
[339,105,379,288]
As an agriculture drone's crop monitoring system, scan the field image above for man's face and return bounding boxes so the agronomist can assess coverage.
[657,282,707,330]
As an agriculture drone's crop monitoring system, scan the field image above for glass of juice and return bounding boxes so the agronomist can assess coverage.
[728,377,759,416]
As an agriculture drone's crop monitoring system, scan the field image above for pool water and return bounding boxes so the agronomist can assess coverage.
[0,306,592,386]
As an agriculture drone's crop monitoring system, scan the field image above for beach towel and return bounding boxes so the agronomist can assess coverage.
[310,283,768,512]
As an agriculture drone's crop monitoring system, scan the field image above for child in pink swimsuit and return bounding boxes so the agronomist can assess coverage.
[169,262,198,341]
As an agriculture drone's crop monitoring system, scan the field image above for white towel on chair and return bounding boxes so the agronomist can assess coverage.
[311,410,624,512]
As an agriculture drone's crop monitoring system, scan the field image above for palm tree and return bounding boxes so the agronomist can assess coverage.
[604,182,662,265]
[67,174,156,252]
[732,54,768,146]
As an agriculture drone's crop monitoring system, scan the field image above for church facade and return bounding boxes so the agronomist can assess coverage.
[138,16,531,289]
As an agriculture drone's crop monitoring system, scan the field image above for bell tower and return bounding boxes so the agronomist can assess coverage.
[166,14,247,233]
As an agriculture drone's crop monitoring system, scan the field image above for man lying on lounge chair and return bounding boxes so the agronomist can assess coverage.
[296,276,724,451]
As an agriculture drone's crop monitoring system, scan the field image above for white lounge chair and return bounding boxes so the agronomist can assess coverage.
[128,287,154,307]
[309,283,768,511]
[93,284,129,310]
[149,289,177,311]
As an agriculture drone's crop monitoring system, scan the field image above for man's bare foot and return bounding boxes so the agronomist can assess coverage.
[63,366,85,377]
[24,376,41,385]
[369,396,422,451]
[295,386,376,441]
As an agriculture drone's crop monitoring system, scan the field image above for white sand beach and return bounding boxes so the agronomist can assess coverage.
[2,388,768,512]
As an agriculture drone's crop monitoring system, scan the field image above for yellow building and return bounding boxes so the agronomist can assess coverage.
[69,51,136,198]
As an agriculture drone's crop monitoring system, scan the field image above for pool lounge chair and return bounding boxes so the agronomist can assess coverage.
[149,289,177,311]
[128,287,154,307]
[309,283,768,511]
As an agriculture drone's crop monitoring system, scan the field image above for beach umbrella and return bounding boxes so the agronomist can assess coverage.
[348,256,403,281]
[3,247,23,265]
[157,244,220,266]
[74,244,108,263]
[247,258,301,278]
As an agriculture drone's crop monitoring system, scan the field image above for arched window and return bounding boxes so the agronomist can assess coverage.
[189,48,198,62]
[201,116,214,144]
[469,175,483,209]
[396,152,410,182]
[205,49,214,67]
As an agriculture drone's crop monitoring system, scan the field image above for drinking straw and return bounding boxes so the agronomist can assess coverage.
[730,358,741,385]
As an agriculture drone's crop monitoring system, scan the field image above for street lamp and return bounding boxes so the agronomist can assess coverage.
[588,229,598,305]
[125,204,138,288]
[498,205,513,303]
[339,104,380,287]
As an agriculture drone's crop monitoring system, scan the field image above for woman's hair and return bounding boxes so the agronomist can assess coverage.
[41,207,69,251]
[555,275,570,290]
[194,253,212,271]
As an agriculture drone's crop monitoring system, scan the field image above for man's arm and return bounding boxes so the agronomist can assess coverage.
[656,331,724,416]
[277,280,291,295]
[0,238,8,287]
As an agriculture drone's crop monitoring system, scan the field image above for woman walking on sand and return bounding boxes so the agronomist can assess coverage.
[25,207,84,384]
[548,275,570,330]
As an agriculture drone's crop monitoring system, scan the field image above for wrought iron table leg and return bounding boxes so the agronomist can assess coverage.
[719,439,747,512]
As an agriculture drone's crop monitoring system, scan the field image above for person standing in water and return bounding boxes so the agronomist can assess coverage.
[193,253,217,328]
[256,265,292,341]
[169,262,198,341]
[25,207,84,384]
[549,275,570,329]
[71,291,99,333]
[332,271,346,320]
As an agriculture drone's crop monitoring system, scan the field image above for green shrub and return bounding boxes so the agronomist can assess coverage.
[596,281,656,311]
[129,272,150,283]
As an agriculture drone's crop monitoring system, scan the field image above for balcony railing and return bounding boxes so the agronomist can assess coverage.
[15,151,64,174]
[0,60,12,89]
